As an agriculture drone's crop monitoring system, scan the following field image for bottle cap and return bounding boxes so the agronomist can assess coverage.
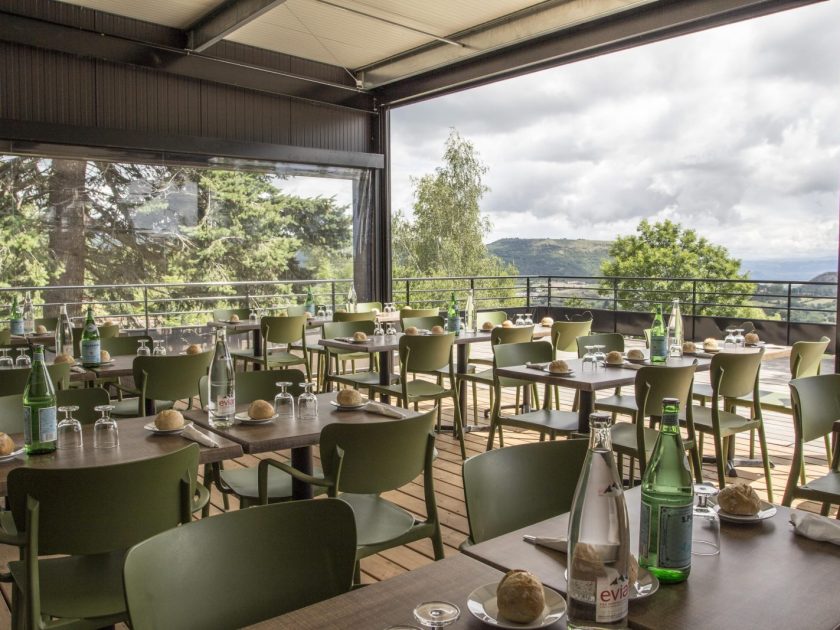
[662,397,680,406]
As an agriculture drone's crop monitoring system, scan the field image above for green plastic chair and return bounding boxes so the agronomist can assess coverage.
[34,317,58,332]
[56,387,110,424]
[610,363,701,484]
[402,316,444,331]
[488,341,579,450]
[71,324,119,356]
[576,332,624,356]
[458,325,533,426]
[0,364,70,397]
[399,308,439,327]
[101,335,153,356]
[462,439,588,545]
[1,444,202,630]
[475,311,507,329]
[0,394,23,434]
[231,316,310,380]
[783,374,840,514]
[552,318,593,353]
[111,351,212,417]
[322,321,387,393]
[0,329,10,345]
[689,349,773,500]
[123,498,356,630]
[333,311,376,322]
[212,308,251,322]
[259,410,442,581]
[368,334,466,458]
[576,334,638,418]
[283,304,307,317]
[355,301,382,312]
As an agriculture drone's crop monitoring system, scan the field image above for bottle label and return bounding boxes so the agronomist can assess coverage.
[82,339,101,364]
[39,406,57,443]
[216,394,235,416]
[658,504,693,569]
[639,501,651,560]
[448,316,461,334]
[10,319,24,336]
[650,335,667,358]
[569,568,629,624]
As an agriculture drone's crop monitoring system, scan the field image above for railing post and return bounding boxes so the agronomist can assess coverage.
[331,281,336,313]
[786,282,793,345]
[526,277,531,309]
[143,286,150,334]
[406,280,410,307]
[547,276,552,308]
[613,278,618,333]
[691,280,697,342]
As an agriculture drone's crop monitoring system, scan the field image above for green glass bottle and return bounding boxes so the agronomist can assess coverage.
[81,305,101,367]
[649,305,667,363]
[639,398,694,583]
[9,295,23,336]
[304,287,315,315]
[23,344,57,454]
[447,291,460,335]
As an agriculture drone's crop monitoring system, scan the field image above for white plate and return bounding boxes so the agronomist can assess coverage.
[467,582,566,628]
[329,400,367,411]
[0,447,25,462]
[540,367,574,376]
[234,411,278,424]
[604,361,629,368]
[77,360,115,367]
[143,421,193,434]
[563,567,659,600]
[714,500,777,523]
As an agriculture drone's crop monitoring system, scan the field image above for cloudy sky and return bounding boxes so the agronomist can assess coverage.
[389,0,840,268]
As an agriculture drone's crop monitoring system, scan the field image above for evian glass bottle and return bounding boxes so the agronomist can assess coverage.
[207,328,235,428]
[567,413,630,629]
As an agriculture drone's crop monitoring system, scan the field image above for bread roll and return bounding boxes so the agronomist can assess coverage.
[540,317,554,326]
[626,348,645,360]
[605,350,624,365]
[501,320,514,328]
[35,324,48,334]
[0,433,14,456]
[155,409,185,430]
[352,331,368,342]
[430,325,444,334]
[337,389,363,406]
[404,326,419,336]
[100,350,111,362]
[248,399,274,420]
[229,314,240,323]
[744,332,760,345]
[305,311,313,319]
[718,484,761,516]
[54,352,74,365]
[496,570,545,624]
[682,341,697,353]
[481,321,495,331]
[186,344,202,355]
[549,359,570,373]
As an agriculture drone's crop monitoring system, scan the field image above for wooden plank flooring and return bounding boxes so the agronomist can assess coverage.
[0,345,835,625]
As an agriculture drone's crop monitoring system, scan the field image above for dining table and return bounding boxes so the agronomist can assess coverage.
[0,414,243,496]
[184,392,419,500]
[462,485,840,629]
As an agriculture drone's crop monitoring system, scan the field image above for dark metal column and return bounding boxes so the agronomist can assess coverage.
[372,106,393,305]
[835,192,840,373]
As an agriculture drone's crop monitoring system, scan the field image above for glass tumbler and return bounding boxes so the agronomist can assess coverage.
[93,404,118,448]
[274,381,295,422]
[692,483,721,556]
[57,405,83,449]
[298,382,318,421]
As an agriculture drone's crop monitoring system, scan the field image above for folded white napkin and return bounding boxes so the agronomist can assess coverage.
[790,510,840,545]
[181,424,219,448]
[70,366,87,373]
[365,401,407,419]
[523,535,619,562]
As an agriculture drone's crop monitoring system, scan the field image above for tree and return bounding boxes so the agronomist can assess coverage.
[599,219,758,316]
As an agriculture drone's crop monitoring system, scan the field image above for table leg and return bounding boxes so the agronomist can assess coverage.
[144,397,155,416]
[252,329,262,371]
[378,349,391,404]
[291,446,313,500]
[577,390,594,433]
[457,344,468,426]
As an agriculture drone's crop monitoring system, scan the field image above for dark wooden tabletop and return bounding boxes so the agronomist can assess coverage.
[184,393,421,454]
[463,486,840,630]
[319,330,494,354]
[87,352,136,378]
[0,414,243,496]
[245,554,509,629]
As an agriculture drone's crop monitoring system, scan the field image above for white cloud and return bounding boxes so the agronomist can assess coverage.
[391,1,840,265]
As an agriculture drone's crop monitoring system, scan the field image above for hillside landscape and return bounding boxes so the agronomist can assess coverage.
[487,238,611,276]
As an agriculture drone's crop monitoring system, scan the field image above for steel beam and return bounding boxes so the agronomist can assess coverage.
[0,11,374,112]
[188,0,287,53]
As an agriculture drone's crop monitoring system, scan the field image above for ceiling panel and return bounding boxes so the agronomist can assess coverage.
[55,0,226,29]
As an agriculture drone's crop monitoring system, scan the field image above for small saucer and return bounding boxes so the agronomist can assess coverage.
[144,421,193,434]
[467,582,566,628]
[234,411,277,424]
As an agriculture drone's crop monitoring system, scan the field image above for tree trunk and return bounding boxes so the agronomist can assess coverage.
[46,160,87,317]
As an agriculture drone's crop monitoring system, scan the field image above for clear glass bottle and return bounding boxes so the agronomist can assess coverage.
[347,284,357,313]
[80,305,101,367]
[567,413,630,629]
[9,295,23,336]
[55,304,74,358]
[447,291,460,335]
[23,344,57,454]
[465,289,476,333]
[22,291,35,335]
[667,298,684,357]
[639,398,694,583]
[304,287,315,315]
[208,328,235,428]
[649,304,667,364]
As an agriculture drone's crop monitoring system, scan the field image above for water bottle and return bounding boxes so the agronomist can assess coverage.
[347,284,358,313]
[465,289,476,333]
[55,304,74,358]
[9,295,23,336]
[208,328,235,428]
[22,291,35,335]
[24,345,57,454]
[667,299,684,357]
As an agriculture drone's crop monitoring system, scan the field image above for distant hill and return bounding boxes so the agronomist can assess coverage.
[488,238,611,277]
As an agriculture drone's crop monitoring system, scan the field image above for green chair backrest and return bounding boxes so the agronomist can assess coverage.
[476,311,507,327]
[320,410,435,494]
[789,374,840,445]
[124,499,357,630]
[643,328,652,349]
[284,304,307,317]
[34,317,57,331]
[790,336,829,379]
[72,324,119,355]
[134,352,212,406]
[322,321,375,340]
[709,349,764,400]
[493,341,553,388]
[402,316,444,331]
[102,335,153,356]
[463,439,588,544]
[199,369,306,408]
[333,311,376,322]
[356,301,382,312]
[8,443,199,555]
[0,329,9,345]
[399,308,439,325]
[490,325,533,346]
[576,332,624,357]
[56,387,110,424]
[634,364,697,418]
[0,363,70,397]
[213,308,251,322]
[0,394,23,434]
[261,315,307,345]
[552,319,593,353]
[398,333,454,374]
[99,324,119,339]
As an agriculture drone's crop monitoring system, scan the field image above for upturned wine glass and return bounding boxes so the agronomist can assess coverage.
[57,405,83,449]
[316,304,326,318]
[733,328,745,348]
[248,309,259,324]
[723,328,737,349]
[581,345,597,371]
[93,404,118,449]
[274,381,295,422]
[523,313,534,325]
[298,381,318,421]
[413,601,460,628]
[0,349,13,369]
[373,320,384,336]
[692,483,721,556]
[15,348,31,368]
[152,339,166,356]
[137,339,151,356]
[385,323,396,336]
[514,313,525,326]
[592,344,607,369]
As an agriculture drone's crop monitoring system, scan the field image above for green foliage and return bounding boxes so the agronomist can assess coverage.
[487,238,611,277]
[600,219,757,316]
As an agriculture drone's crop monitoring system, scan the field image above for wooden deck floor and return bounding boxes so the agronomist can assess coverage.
[0,346,834,625]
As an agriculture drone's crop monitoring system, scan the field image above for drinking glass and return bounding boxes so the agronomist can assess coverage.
[152,339,166,356]
[274,381,295,422]
[93,404,118,449]
[723,328,737,349]
[57,405,83,449]
[581,345,597,371]
[374,320,384,336]
[248,309,259,324]
[137,339,151,356]
[592,344,607,369]
[514,313,525,326]
[316,305,326,318]
[383,302,393,314]
[734,328,745,348]
[523,313,534,326]
[325,306,334,319]
[692,483,721,556]
[15,348,31,368]
[298,382,318,421]
[413,601,460,628]
[0,349,13,369]
[385,323,396,336]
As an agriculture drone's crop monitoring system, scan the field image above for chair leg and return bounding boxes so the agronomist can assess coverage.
[799,451,807,486]
[757,422,773,503]
[452,392,466,459]
[749,427,756,459]
[472,381,478,425]
[353,561,361,585]
[713,435,727,491]
[825,434,833,465]
[431,524,445,560]
[628,457,636,487]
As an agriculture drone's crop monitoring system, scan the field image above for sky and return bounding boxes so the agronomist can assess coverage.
[389,0,840,267]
